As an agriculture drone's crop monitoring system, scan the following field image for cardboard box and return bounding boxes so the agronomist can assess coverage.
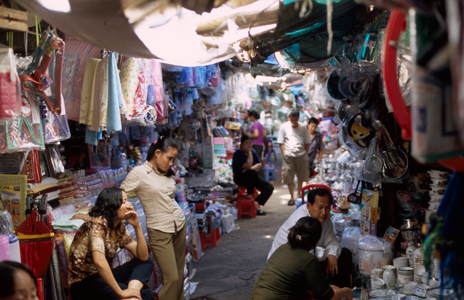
[383,226,400,244]
[361,204,379,223]
[224,121,241,131]
[361,220,378,236]
[361,189,379,208]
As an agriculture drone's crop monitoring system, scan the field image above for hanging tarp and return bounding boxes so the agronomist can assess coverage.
[253,0,365,68]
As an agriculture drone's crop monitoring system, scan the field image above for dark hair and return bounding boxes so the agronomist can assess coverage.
[147,135,178,161]
[241,134,253,145]
[0,261,37,298]
[287,108,300,118]
[248,111,260,120]
[308,117,319,126]
[287,217,322,251]
[146,135,178,177]
[307,188,333,205]
[89,187,124,230]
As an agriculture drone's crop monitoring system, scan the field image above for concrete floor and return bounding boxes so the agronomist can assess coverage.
[191,155,297,300]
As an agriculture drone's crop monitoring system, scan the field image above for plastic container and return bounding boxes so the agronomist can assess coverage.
[358,235,394,275]
[7,234,20,262]
[0,235,10,261]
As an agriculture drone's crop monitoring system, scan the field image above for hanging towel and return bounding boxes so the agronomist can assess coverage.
[89,55,109,132]
[79,58,100,125]
[107,52,124,132]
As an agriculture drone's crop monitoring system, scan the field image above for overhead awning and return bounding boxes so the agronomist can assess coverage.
[15,0,279,66]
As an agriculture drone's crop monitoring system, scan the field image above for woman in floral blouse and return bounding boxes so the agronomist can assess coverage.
[68,187,154,300]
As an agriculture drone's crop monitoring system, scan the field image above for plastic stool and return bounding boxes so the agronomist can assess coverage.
[263,167,277,181]
[205,226,221,247]
[236,186,257,219]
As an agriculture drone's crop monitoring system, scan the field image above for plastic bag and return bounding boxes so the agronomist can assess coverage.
[0,47,20,122]
[340,226,365,265]
[40,94,70,144]
[332,215,355,238]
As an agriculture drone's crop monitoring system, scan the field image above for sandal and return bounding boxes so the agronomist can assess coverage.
[287,199,296,206]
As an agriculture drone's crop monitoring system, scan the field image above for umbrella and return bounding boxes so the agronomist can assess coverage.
[15,209,55,300]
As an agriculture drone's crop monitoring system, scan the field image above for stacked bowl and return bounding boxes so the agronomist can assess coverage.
[425,170,450,222]
[397,267,414,284]
[393,257,408,268]
[414,265,426,283]
[402,282,418,295]
[372,278,386,290]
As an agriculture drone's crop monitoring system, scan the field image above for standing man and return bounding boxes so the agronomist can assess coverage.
[278,109,311,206]
[307,117,323,178]
[268,188,352,288]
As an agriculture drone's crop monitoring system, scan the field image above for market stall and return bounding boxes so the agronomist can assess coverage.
[0,0,464,300]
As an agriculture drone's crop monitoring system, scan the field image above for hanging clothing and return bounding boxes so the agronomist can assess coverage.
[63,36,102,121]
[79,58,100,125]
[89,55,109,132]
[119,58,139,121]
[107,52,124,132]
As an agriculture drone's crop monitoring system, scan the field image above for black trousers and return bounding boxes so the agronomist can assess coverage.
[70,257,155,300]
[327,248,352,288]
[234,169,274,206]
[252,145,264,159]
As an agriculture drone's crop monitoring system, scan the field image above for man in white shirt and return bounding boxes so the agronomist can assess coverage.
[277,109,311,205]
[268,188,352,288]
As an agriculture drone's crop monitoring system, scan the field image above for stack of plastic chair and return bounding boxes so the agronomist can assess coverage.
[236,186,258,219]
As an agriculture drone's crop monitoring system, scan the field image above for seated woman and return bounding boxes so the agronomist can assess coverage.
[0,261,38,300]
[251,217,353,300]
[68,187,154,300]
[232,134,274,216]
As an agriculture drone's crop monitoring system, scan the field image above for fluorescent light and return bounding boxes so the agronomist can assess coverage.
[38,0,70,13]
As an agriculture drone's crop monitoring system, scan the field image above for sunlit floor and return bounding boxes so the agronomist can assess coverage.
[190,152,299,300]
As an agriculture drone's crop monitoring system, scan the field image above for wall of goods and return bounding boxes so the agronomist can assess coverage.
[296,8,463,299]
[0,30,272,300]
[1,4,464,299]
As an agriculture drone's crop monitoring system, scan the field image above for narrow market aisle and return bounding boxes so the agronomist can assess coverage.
[191,153,296,300]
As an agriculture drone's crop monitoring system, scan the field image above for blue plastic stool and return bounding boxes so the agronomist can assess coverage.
[263,167,277,181]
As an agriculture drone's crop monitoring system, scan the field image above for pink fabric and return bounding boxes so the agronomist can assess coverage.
[62,35,101,121]
[152,60,163,102]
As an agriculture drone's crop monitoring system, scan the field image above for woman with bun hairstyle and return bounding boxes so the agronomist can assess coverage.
[121,135,186,300]
[251,217,353,300]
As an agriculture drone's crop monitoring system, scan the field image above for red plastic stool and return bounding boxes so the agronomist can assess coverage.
[236,186,258,219]
[206,226,221,247]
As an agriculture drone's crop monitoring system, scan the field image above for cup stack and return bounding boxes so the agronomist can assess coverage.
[425,170,450,222]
